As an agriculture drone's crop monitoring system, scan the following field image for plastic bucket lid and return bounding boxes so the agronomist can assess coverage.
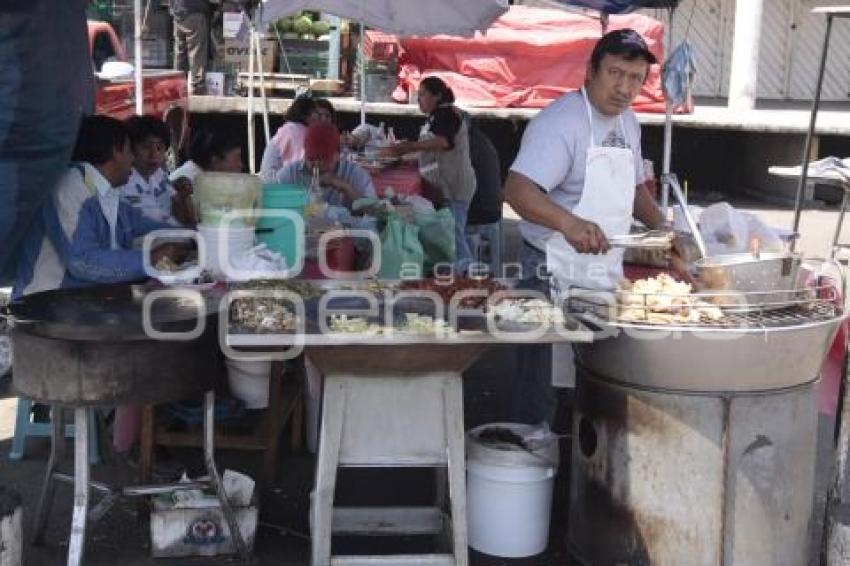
[262,184,308,209]
[198,226,256,242]
[466,423,559,470]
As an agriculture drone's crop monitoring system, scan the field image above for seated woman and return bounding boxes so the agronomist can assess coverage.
[313,98,336,124]
[170,129,244,183]
[275,121,376,209]
[259,95,316,182]
[167,130,244,224]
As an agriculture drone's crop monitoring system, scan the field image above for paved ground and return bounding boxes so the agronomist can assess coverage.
[0,348,577,565]
[1,195,847,565]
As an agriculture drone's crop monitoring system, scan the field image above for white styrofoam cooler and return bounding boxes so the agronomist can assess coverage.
[150,500,257,558]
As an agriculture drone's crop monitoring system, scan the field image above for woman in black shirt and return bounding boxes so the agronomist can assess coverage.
[384,77,476,271]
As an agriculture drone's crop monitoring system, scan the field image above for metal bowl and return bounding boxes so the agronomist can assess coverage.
[695,252,802,309]
[575,314,844,392]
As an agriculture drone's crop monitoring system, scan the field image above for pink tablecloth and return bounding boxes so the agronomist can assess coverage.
[369,163,423,198]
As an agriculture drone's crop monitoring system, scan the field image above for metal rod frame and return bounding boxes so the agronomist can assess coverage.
[791,14,833,250]
[31,392,250,564]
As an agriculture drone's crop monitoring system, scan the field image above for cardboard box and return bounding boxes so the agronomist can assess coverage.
[223,12,245,39]
[205,72,226,96]
[224,39,276,73]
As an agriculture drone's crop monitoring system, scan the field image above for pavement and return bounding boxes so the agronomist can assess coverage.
[0,196,847,565]
[0,348,577,566]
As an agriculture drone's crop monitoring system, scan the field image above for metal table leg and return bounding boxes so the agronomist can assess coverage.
[67,408,89,566]
[33,405,64,544]
[203,390,249,560]
[30,393,251,564]
[831,188,849,257]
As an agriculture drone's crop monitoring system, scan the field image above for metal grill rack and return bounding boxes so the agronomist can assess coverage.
[565,282,844,331]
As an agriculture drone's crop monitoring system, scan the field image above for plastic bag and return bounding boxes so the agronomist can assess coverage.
[414,207,456,272]
[404,194,436,216]
[698,202,783,255]
[378,214,424,279]
[662,40,696,109]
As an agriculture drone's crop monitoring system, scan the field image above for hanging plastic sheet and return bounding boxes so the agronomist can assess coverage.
[0,0,93,280]
[662,40,695,109]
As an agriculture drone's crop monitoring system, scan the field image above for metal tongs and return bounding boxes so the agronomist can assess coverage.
[662,172,708,258]
[609,230,674,250]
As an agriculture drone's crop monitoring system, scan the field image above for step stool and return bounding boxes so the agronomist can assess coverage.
[9,399,101,464]
[310,371,469,566]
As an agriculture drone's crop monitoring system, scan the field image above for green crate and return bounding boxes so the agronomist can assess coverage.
[279,52,329,78]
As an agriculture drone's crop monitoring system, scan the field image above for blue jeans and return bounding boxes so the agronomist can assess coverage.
[450,200,473,272]
[511,241,558,425]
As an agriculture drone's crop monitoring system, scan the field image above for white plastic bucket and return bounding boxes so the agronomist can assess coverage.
[198,225,255,276]
[466,423,558,558]
[225,359,271,409]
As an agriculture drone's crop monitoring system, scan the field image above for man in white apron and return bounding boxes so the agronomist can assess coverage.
[504,29,667,425]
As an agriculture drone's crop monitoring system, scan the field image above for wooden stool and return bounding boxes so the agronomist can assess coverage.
[139,360,304,488]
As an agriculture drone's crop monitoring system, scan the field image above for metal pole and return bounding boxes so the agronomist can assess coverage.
[360,21,366,126]
[727,0,764,111]
[203,390,249,559]
[792,14,833,251]
[134,0,144,115]
[247,28,257,174]
[326,15,341,80]
[67,408,90,566]
[33,405,63,545]
[661,7,674,213]
[254,30,271,144]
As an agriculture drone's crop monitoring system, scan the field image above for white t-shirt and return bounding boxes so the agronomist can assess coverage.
[168,160,204,184]
[511,90,645,249]
[120,167,176,224]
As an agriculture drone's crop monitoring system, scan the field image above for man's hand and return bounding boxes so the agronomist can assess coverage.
[670,234,696,285]
[561,216,610,254]
[173,177,193,198]
[171,178,197,226]
[151,243,189,269]
[319,172,345,189]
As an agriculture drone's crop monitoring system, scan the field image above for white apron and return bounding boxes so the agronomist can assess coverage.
[545,87,636,387]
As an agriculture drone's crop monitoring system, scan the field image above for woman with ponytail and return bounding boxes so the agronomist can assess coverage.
[383,76,476,271]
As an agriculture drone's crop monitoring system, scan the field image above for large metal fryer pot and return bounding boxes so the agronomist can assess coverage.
[10,284,221,405]
[574,315,844,393]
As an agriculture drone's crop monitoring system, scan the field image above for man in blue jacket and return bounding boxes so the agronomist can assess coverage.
[14,116,185,298]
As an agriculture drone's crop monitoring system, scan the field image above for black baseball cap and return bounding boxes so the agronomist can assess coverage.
[591,28,657,66]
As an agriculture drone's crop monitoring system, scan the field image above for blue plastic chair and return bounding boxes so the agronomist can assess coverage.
[9,398,101,464]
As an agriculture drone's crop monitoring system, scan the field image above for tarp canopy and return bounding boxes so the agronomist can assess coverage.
[551,0,679,13]
[0,0,93,280]
[392,6,669,111]
[257,0,508,37]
